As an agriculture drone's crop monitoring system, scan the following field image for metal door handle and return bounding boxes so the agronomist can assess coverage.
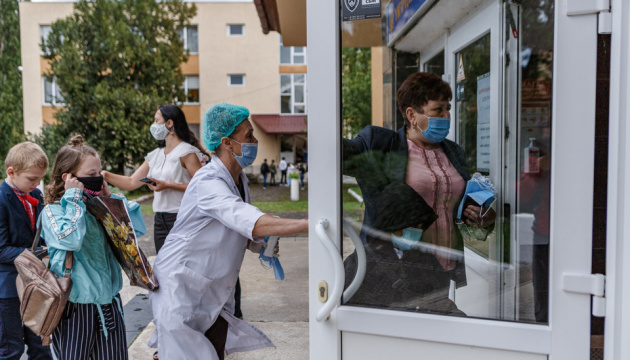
[315,218,344,322]
[342,218,366,303]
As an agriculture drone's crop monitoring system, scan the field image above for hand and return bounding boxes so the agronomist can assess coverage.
[538,156,550,172]
[247,239,265,254]
[147,178,168,192]
[63,174,84,192]
[100,180,112,197]
[101,170,110,181]
[464,205,496,228]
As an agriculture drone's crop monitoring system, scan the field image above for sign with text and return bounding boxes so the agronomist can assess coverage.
[386,0,427,43]
[343,0,382,22]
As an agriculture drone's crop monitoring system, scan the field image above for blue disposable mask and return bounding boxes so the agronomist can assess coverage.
[416,115,451,143]
[230,139,258,168]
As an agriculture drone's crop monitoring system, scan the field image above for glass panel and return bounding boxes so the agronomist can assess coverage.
[295,85,304,103]
[294,74,305,84]
[280,74,291,94]
[229,24,244,35]
[229,75,244,85]
[281,95,291,114]
[456,33,491,176]
[424,50,445,76]
[293,104,305,114]
[43,77,53,104]
[294,55,306,64]
[54,79,64,104]
[187,75,200,89]
[339,0,554,325]
[40,25,52,49]
[280,46,291,64]
[187,26,198,53]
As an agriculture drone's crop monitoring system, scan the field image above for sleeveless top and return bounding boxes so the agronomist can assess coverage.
[146,142,201,213]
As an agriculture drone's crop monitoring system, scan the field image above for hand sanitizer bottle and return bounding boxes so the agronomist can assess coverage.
[524,138,540,174]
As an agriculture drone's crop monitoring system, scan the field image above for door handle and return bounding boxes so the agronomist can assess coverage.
[315,218,344,322]
[342,218,366,303]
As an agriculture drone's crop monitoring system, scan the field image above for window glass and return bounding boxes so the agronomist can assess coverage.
[43,77,53,104]
[339,1,554,325]
[280,47,292,64]
[40,25,52,51]
[424,50,445,76]
[187,26,198,54]
[186,75,200,103]
[229,74,245,86]
[280,74,307,114]
[54,80,64,104]
[228,24,244,36]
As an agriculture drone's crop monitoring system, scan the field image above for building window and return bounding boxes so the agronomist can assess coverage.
[280,74,306,114]
[43,76,64,105]
[181,75,199,104]
[177,26,198,54]
[227,24,245,36]
[228,74,246,87]
[280,37,306,65]
[40,25,52,54]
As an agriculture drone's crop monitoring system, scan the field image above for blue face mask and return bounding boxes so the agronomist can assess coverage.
[416,115,451,143]
[391,227,423,251]
[230,139,258,168]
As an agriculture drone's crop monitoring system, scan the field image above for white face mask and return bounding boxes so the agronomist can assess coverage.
[150,123,170,141]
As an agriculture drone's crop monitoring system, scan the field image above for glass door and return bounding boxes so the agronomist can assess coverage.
[308,0,600,358]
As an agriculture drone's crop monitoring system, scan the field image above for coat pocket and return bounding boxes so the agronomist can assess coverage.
[167,262,214,314]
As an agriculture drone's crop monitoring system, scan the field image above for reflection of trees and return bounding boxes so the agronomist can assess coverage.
[342,47,372,138]
[520,0,554,80]
[457,34,491,174]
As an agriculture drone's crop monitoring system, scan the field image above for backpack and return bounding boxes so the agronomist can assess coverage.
[14,220,73,346]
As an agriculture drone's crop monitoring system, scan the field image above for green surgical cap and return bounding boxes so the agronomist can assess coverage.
[202,103,250,151]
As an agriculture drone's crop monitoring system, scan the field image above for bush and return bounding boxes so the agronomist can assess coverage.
[289,173,300,179]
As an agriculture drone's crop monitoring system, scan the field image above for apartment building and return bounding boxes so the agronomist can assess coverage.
[19,0,308,173]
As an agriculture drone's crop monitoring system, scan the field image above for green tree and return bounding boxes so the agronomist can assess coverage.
[40,0,196,173]
[342,47,372,138]
[0,0,26,171]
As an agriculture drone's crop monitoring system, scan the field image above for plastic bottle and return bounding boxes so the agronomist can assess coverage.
[524,138,540,174]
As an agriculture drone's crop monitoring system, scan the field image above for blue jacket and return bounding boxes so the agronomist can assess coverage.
[0,181,44,298]
[40,188,146,305]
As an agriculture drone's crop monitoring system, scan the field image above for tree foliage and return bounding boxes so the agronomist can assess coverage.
[0,0,26,171]
[342,47,372,138]
[40,0,196,173]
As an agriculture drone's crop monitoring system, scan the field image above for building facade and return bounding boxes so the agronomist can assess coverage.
[19,0,307,175]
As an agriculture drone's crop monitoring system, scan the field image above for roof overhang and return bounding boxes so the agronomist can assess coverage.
[251,114,308,134]
[254,0,306,46]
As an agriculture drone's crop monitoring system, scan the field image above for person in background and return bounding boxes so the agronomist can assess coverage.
[0,142,52,360]
[260,159,270,189]
[149,103,308,360]
[342,72,495,314]
[286,163,294,186]
[41,135,146,359]
[269,160,277,186]
[279,157,288,185]
[103,104,204,254]
[297,162,307,190]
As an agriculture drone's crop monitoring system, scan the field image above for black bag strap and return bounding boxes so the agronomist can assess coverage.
[31,209,74,276]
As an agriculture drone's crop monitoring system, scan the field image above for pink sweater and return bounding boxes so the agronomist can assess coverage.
[405,140,466,271]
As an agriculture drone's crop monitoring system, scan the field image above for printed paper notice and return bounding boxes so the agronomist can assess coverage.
[476,73,491,172]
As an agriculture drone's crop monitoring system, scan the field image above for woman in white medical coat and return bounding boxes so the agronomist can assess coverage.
[149,103,309,360]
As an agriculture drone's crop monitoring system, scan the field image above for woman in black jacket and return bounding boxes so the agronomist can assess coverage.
[342,72,495,315]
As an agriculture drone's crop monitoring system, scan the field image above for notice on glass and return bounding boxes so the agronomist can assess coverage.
[477,73,491,172]
[343,0,382,21]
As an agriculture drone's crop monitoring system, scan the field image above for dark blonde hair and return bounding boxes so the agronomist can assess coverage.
[45,135,99,204]
[4,142,49,173]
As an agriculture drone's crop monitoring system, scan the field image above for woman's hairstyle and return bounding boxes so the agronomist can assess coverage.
[45,135,99,204]
[157,104,211,157]
[396,72,452,127]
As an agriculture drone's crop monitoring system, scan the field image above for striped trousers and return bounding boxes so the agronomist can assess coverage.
[52,295,127,360]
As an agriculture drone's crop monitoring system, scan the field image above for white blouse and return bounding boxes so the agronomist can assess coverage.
[145,142,200,213]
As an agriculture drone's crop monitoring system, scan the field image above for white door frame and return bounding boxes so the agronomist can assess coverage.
[308,0,599,358]
[605,0,630,358]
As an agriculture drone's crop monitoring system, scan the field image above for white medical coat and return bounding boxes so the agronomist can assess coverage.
[148,157,272,359]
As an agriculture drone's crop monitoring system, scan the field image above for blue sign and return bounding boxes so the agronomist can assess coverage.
[386,0,427,43]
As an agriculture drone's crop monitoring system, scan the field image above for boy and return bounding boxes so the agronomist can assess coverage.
[0,142,52,359]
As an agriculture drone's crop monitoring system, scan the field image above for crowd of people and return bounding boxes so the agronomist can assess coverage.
[0,72,498,359]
